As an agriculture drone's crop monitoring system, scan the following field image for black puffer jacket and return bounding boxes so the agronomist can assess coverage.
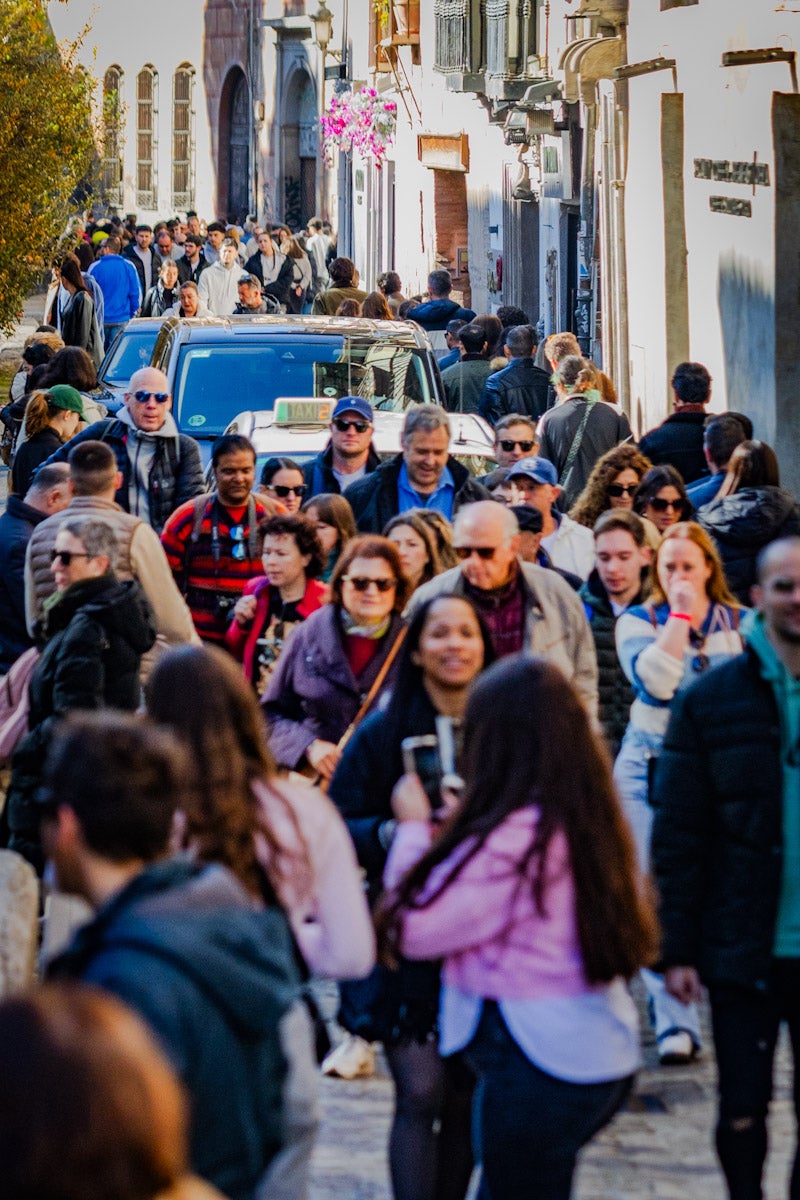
[5,575,155,871]
[650,648,783,992]
[579,571,644,758]
[698,486,800,604]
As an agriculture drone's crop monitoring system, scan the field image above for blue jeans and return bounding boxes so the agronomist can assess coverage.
[103,322,126,352]
[464,1002,633,1199]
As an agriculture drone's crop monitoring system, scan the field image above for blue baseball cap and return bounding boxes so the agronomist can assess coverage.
[332,396,374,423]
[507,456,558,486]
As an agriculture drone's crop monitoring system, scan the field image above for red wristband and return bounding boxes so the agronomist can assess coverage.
[669,611,692,622]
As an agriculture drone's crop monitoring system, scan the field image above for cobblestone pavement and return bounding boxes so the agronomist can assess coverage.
[309,987,795,1199]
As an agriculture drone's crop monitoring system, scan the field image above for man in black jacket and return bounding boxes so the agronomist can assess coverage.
[481,324,549,425]
[39,712,300,1200]
[122,225,162,296]
[579,510,650,757]
[345,404,490,533]
[44,366,205,534]
[302,396,381,498]
[651,536,800,1200]
[639,361,713,484]
[0,464,70,671]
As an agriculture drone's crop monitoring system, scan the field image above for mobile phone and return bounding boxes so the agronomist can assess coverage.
[401,735,442,808]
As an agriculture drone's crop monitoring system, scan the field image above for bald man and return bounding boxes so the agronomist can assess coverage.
[406,500,597,711]
[43,366,205,533]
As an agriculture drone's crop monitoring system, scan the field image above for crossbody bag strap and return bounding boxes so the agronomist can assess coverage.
[559,398,597,489]
[316,624,408,793]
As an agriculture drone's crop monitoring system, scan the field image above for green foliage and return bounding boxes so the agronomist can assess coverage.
[0,0,96,334]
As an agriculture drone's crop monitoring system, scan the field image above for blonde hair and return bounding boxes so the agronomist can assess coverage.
[648,521,739,608]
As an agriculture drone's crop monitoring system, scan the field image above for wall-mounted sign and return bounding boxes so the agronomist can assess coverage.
[710,196,753,217]
[694,159,770,186]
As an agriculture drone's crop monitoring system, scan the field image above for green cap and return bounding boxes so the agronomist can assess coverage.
[47,385,84,416]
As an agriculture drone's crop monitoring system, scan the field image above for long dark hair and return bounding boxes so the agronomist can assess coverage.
[146,644,312,904]
[57,255,89,294]
[633,465,691,520]
[381,657,658,983]
[384,594,494,726]
[39,346,99,392]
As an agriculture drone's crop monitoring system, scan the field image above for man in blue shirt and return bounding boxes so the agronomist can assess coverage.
[686,411,752,510]
[87,235,142,350]
[346,404,490,532]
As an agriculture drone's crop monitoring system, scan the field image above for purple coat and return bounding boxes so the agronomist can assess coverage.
[261,605,406,770]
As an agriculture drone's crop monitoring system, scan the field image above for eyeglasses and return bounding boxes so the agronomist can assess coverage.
[499,439,535,453]
[342,576,396,592]
[50,549,92,566]
[132,391,170,404]
[229,525,249,562]
[689,628,710,673]
[455,546,497,561]
[333,418,371,434]
[270,484,307,499]
[648,497,684,513]
[607,483,638,498]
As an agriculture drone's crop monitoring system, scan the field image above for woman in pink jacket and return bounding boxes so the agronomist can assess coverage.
[226,512,328,695]
[382,657,658,1200]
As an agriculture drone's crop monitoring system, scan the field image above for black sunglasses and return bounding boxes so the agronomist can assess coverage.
[649,496,684,513]
[333,418,371,433]
[499,439,535,453]
[689,629,710,673]
[342,576,396,592]
[132,391,170,404]
[607,483,638,498]
[455,546,497,561]
[50,549,92,566]
[270,484,307,498]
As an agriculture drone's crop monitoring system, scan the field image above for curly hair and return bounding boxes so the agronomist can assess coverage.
[569,444,653,527]
[258,511,325,579]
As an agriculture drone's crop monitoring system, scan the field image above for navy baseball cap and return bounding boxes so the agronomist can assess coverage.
[507,456,558,486]
[332,396,374,423]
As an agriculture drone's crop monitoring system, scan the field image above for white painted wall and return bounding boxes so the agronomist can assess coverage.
[625,0,785,438]
[48,0,215,222]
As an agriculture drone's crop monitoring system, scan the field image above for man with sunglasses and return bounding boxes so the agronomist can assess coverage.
[652,537,800,1199]
[161,434,272,644]
[480,325,549,425]
[407,500,597,711]
[43,366,205,535]
[488,414,539,471]
[302,397,381,499]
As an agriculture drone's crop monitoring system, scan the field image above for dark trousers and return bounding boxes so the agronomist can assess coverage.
[710,958,800,1200]
[464,1002,633,1200]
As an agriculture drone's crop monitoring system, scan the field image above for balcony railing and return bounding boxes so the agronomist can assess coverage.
[434,0,475,74]
[485,0,537,98]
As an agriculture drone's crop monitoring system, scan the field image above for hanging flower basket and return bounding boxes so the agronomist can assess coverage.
[320,86,397,170]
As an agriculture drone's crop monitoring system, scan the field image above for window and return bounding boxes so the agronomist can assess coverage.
[136,65,158,208]
[102,66,124,207]
[172,64,195,210]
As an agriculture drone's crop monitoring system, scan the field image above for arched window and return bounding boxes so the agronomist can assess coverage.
[102,66,124,207]
[172,64,196,210]
[136,65,158,208]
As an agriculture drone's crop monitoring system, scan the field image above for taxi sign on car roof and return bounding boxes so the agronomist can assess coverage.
[273,398,335,426]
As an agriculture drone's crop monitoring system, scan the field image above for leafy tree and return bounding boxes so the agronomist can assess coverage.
[0,0,96,334]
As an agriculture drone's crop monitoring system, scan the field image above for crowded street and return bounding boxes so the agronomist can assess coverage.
[3,3,800,1200]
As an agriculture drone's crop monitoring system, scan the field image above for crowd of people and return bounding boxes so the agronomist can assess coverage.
[2,233,800,1200]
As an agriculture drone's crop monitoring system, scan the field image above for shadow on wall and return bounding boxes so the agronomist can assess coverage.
[718,250,775,444]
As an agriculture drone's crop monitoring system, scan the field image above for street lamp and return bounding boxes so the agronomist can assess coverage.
[310,1,340,62]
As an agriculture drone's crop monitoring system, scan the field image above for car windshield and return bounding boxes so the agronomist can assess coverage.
[173,335,434,438]
[100,328,160,385]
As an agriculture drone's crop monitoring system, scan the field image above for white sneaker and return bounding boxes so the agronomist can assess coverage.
[321,1034,376,1079]
[657,1030,697,1066]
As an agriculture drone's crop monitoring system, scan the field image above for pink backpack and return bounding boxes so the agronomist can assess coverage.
[0,647,38,764]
